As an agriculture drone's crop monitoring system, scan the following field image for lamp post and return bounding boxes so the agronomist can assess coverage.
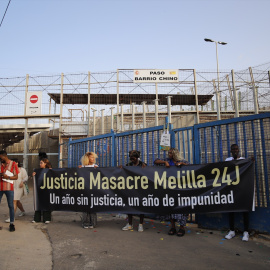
[204,38,227,120]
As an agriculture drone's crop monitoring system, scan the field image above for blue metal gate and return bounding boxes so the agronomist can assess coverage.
[67,113,270,232]
[68,124,172,167]
[192,113,270,233]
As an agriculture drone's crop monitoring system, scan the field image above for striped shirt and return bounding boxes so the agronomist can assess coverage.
[0,160,19,191]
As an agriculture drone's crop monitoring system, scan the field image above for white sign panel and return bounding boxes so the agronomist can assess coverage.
[133,69,179,83]
[26,91,42,115]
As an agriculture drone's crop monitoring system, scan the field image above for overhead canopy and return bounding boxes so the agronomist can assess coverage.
[48,93,213,106]
[0,124,52,149]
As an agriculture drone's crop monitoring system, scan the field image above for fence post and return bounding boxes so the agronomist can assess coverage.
[110,107,114,131]
[121,104,124,131]
[87,71,91,136]
[193,69,200,124]
[231,69,239,118]
[23,74,29,172]
[59,73,64,168]
[193,125,200,164]
[101,109,105,134]
[111,129,116,166]
[155,99,159,126]
[68,138,72,167]
[170,126,175,148]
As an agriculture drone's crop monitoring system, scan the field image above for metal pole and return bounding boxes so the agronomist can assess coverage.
[59,73,64,168]
[155,99,159,126]
[132,103,135,130]
[167,96,172,124]
[226,74,234,111]
[121,104,124,132]
[48,97,52,124]
[231,69,239,117]
[110,107,114,131]
[101,109,105,134]
[193,69,200,124]
[92,109,96,136]
[215,41,221,120]
[249,67,259,114]
[116,69,119,131]
[23,74,29,172]
[142,101,146,128]
[88,71,91,136]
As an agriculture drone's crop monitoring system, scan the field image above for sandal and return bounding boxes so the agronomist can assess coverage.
[168,228,176,235]
[177,228,185,237]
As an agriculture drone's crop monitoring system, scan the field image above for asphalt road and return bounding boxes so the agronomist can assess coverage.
[1,189,270,270]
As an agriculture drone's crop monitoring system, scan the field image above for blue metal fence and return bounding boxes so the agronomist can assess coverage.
[68,124,171,167]
[67,113,270,232]
[193,113,270,208]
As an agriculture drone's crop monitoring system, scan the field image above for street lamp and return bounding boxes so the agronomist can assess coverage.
[204,38,227,120]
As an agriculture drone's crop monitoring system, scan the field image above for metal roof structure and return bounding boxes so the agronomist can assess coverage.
[48,93,213,106]
[0,124,52,148]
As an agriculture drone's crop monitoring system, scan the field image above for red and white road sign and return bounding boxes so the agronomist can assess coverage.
[26,91,42,115]
[30,95,38,104]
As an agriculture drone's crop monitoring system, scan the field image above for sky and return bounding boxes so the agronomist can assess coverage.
[0,0,269,77]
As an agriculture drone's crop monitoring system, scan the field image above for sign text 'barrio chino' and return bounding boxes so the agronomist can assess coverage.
[133,69,179,83]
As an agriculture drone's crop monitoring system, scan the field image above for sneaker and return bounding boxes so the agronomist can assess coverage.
[89,223,94,229]
[9,224,15,232]
[83,225,89,229]
[122,223,133,231]
[45,221,50,224]
[32,220,36,223]
[225,230,235,240]
[18,211,26,217]
[5,218,10,223]
[138,224,144,232]
[242,231,249,241]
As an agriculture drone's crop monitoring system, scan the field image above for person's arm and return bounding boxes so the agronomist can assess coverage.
[154,159,170,168]
[3,163,18,180]
[3,173,18,181]
[22,168,28,182]
[12,162,19,180]
[141,162,147,168]
[175,161,188,166]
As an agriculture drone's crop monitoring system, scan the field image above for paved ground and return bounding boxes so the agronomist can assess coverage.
[1,189,270,270]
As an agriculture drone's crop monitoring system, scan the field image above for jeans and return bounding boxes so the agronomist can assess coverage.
[0,190,15,223]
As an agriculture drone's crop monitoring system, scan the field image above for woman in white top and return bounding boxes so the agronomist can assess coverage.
[12,159,28,217]
[79,152,98,228]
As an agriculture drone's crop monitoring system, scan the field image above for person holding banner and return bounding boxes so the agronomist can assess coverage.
[80,152,98,229]
[225,144,250,242]
[122,150,147,232]
[154,147,189,168]
[154,148,190,237]
[32,158,52,224]
[0,150,19,232]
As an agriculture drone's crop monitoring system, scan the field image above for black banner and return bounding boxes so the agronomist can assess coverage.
[33,159,254,214]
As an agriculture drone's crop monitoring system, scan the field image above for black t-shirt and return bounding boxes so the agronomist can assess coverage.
[126,160,147,167]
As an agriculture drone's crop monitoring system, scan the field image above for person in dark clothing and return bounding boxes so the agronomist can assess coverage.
[32,158,52,223]
[121,150,146,232]
[225,144,250,242]
[154,148,190,237]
